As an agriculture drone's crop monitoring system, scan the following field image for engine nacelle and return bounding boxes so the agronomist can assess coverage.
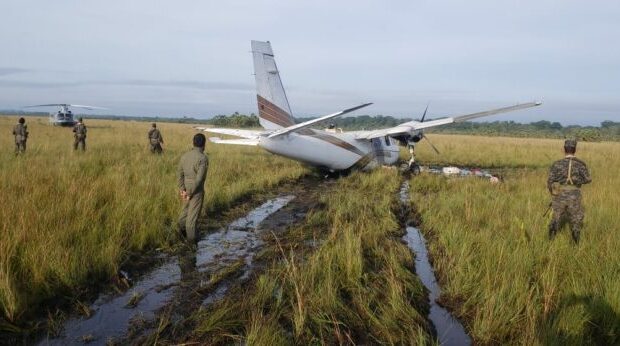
[410,134,423,143]
[394,132,423,146]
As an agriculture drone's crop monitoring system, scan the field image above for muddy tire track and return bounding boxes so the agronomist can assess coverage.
[398,181,471,346]
[37,175,333,345]
[118,176,334,345]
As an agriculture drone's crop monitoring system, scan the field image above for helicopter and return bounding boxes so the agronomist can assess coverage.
[23,104,107,126]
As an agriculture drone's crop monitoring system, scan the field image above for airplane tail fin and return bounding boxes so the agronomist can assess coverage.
[251,40,296,130]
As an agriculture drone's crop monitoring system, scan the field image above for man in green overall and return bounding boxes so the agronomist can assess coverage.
[547,139,592,244]
[13,117,29,155]
[73,117,87,151]
[177,133,209,243]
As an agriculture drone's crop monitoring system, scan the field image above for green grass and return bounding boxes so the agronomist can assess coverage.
[5,116,617,344]
[0,116,307,324]
[185,169,433,344]
[409,135,620,344]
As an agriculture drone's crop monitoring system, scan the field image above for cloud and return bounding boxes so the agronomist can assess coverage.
[0,68,31,76]
[0,78,253,91]
[0,78,254,92]
[106,79,253,91]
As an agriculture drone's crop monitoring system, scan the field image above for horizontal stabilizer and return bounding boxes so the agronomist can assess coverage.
[195,127,264,139]
[267,103,372,139]
[208,137,259,146]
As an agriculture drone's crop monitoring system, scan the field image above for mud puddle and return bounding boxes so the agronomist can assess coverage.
[40,175,332,345]
[399,181,471,346]
[119,177,331,344]
[40,195,296,346]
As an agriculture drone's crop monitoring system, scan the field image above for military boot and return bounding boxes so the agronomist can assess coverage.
[571,227,580,245]
[548,222,557,240]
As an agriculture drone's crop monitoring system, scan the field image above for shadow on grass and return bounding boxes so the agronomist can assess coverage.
[540,294,620,345]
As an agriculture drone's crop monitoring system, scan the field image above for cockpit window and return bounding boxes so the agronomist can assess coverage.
[384,136,390,146]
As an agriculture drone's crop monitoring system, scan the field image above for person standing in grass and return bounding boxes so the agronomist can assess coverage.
[12,117,28,155]
[148,123,164,154]
[177,133,209,244]
[547,139,591,244]
[73,117,87,151]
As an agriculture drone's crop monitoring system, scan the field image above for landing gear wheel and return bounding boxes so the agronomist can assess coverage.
[399,162,420,175]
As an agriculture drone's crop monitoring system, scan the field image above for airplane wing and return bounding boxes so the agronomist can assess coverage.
[195,127,264,139]
[357,101,541,139]
[208,137,259,146]
[267,103,372,139]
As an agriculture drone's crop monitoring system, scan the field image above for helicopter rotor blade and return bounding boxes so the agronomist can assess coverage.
[68,104,108,110]
[23,104,68,108]
[22,104,107,110]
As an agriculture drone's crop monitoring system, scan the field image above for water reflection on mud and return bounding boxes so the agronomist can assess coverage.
[41,195,295,345]
[400,182,471,346]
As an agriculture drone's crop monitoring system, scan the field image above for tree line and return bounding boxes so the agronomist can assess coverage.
[204,113,620,142]
[3,110,618,141]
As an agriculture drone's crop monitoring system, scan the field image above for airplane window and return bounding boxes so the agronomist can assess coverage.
[384,136,390,146]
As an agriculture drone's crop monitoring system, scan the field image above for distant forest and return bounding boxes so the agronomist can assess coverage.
[207,113,620,142]
[2,110,618,141]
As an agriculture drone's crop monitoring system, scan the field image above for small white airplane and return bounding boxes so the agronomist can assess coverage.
[197,41,541,172]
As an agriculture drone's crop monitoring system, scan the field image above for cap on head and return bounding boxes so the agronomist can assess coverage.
[152,123,156,128]
[564,139,577,153]
[193,133,206,148]
[18,117,25,124]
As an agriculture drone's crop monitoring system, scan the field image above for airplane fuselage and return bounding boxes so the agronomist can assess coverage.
[200,41,541,172]
[258,129,400,171]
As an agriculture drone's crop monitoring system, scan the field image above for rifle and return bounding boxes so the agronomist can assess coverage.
[542,202,552,218]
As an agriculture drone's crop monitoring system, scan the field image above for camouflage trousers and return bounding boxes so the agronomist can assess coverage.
[549,190,584,244]
[15,140,26,154]
[178,191,204,243]
[74,136,86,151]
[150,142,163,154]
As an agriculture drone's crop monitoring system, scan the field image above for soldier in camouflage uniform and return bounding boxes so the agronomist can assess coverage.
[547,139,591,244]
[73,117,87,151]
[12,117,29,155]
[177,133,209,243]
[148,123,164,154]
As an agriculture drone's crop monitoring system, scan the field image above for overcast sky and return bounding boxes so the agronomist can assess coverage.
[1,0,619,125]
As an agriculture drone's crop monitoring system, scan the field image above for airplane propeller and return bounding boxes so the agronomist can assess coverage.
[414,102,440,154]
[420,103,429,122]
[422,133,440,154]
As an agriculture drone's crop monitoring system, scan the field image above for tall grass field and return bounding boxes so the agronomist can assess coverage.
[0,116,306,325]
[2,117,619,344]
[184,169,433,345]
[410,134,620,344]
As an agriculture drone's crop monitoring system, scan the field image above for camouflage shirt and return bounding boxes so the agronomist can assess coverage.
[547,155,591,192]
[12,123,28,142]
[148,128,163,143]
[73,123,87,138]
